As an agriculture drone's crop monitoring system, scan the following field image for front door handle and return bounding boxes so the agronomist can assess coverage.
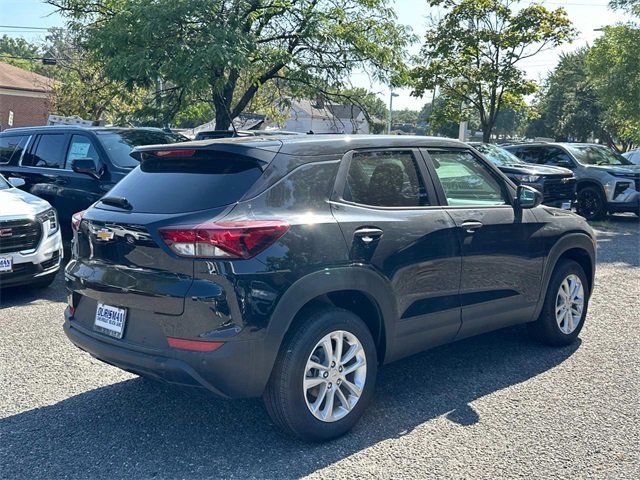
[354,227,383,243]
[460,221,483,233]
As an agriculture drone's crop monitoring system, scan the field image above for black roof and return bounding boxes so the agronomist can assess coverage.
[134,134,467,157]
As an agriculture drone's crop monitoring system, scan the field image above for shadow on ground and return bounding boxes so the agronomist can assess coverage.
[0,326,579,479]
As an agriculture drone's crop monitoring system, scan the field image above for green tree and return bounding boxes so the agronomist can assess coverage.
[532,49,601,142]
[587,24,640,151]
[610,0,640,14]
[48,0,412,130]
[337,88,388,134]
[43,29,144,123]
[411,0,575,142]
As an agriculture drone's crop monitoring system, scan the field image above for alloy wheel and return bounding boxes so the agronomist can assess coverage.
[555,274,585,334]
[303,330,367,422]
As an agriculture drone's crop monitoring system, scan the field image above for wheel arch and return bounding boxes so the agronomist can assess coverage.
[258,267,397,393]
[533,233,596,320]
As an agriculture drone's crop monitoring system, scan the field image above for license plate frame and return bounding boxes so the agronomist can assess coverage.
[561,201,572,210]
[93,303,127,339]
[0,256,13,273]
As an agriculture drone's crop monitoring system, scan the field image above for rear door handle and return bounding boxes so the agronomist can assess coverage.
[354,227,383,243]
[460,221,483,233]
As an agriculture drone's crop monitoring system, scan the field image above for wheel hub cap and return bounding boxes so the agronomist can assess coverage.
[555,274,585,334]
[303,330,367,423]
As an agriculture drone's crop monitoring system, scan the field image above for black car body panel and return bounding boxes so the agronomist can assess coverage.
[63,135,596,398]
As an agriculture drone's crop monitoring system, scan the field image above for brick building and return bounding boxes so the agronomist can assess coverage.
[0,62,54,131]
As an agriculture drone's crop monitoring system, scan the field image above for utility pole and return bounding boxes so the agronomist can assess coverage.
[388,91,399,134]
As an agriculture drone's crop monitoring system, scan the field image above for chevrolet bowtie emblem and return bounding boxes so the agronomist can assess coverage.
[96,228,115,241]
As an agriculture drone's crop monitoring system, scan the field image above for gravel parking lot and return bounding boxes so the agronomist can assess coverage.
[1,216,638,479]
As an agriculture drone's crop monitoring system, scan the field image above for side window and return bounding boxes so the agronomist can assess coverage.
[0,135,29,164]
[344,150,430,207]
[429,150,508,207]
[518,147,545,164]
[66,135,100,168]
[24,134,67,169]
[544,148,574,167]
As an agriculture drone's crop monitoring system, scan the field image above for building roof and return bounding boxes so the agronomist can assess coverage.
[325,104,363,119]
[0,62,54,93]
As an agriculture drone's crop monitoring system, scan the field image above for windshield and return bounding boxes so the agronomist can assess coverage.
[97,130,185,168]
[474,143,524,166]
[566,145,633,166]
[0,174,10,190]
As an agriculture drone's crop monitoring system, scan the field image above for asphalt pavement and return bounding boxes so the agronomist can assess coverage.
[1,215,638,479]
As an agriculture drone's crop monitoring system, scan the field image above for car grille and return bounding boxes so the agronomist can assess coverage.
[0,218,42,254]
[543,178,576,201]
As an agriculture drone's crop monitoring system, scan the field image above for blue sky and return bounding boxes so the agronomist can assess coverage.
[0,0,628,111]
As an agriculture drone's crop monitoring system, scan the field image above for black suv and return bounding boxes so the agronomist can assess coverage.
[0,126,185,238]
[471,143,576,208]
[64,136,596,441]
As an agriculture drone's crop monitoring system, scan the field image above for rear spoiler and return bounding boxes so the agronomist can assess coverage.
[130,139,283,165]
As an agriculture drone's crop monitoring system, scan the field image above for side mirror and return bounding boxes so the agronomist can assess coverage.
[8,177,25,188]
[516,185,543,209]
[71,158,102,179]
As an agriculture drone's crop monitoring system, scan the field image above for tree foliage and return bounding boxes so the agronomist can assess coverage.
[411,0,575,142]
[48,0,413,130]
[586,24,640,150]
[532,49,601,143]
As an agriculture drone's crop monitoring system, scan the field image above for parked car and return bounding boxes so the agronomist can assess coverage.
[64,135,596,441]
[622,149,640,165]
[0,174,62,288]
[471,142,576,208]
[0,126,186,239]
[505,143,640,220]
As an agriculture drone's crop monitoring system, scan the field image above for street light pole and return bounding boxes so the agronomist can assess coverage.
[388,91,399,134]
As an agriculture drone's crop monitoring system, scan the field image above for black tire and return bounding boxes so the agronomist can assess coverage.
[576,185,607,221]
[528,259,590,346]
[263,307,377,442]
[31,271,58,289]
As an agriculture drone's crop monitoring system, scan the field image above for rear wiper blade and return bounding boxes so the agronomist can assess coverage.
[100,196,133,210]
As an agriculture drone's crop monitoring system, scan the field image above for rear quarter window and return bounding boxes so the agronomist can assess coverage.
[0,135,29,164]
[99,151,264,213]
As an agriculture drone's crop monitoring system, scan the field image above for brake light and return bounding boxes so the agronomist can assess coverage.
[71,210,86,231]
[150,149,195,157]
[159,220,289,259]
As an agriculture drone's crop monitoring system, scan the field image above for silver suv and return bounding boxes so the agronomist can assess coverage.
[505,143,640,220]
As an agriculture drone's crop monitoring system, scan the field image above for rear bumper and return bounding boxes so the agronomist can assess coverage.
[63,308,270,398]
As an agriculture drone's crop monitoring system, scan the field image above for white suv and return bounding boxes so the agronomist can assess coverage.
[0,174,63,288]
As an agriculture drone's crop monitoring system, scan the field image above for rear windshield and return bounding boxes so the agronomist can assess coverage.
[97,152,264,213]
[96,130,185,168]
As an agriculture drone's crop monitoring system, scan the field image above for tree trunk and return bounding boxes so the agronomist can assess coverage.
[214,101,232,131]
[482,125,491,143]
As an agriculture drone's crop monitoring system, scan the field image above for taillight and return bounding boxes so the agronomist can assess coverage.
[71,210,86,232]
[159,220,289,259]
[149,149,195,157]
[167,337,224,352]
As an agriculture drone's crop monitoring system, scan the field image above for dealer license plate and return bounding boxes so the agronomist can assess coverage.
[94,303,127,339]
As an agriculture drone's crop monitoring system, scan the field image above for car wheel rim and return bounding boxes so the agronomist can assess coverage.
[555,274,584,334]
[303,330,367,423]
